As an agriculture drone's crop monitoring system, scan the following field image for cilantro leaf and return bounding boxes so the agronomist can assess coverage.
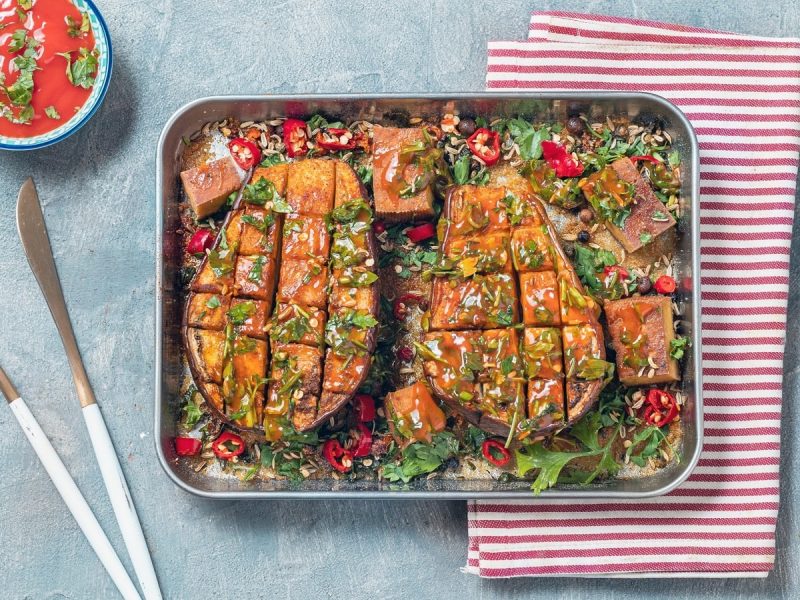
[59,47,99,89]
[670,336,689,360]
[453,154,470,185]
[381,432,459,483]
[66,12,91,38]
[8,29,27,52]
[44,105,60,119]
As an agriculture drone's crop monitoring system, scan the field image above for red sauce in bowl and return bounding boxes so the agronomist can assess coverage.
[0,0,98,138]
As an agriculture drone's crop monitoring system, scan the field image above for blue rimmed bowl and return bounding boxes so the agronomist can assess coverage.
[0,0,112,151]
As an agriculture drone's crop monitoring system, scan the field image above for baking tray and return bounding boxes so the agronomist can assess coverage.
[155,93,702,498]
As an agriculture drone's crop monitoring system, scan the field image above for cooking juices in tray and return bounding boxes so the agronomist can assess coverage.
[174,109,690,493]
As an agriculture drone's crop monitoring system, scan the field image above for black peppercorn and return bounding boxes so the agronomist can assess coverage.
[637,276,652,294]
[577,230,590,243]
[566,116,584,135]
[457,117,477,136]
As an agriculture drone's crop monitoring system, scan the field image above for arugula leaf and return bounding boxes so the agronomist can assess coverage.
[381,432,459,483]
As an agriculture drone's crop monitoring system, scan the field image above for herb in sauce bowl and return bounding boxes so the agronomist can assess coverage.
[0,0,111,150]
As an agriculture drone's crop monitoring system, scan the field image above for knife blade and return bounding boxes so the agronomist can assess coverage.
[16,178,163,600]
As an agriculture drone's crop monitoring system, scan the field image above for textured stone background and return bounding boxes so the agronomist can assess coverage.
[0,0,798,598]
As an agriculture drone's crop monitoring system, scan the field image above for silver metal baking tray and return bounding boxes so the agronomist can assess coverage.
[155,93,702,498]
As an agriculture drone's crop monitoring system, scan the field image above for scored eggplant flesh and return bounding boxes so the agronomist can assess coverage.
[421,174,609,440]
[182,160,379,438]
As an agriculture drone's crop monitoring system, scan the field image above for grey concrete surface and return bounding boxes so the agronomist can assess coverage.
[0,0,798,598]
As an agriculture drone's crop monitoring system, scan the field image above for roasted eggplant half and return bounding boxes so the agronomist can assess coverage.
[421,179,610,440]
[182,160,379,438]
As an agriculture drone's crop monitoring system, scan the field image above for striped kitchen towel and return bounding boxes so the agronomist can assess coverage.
[467,11,800,578]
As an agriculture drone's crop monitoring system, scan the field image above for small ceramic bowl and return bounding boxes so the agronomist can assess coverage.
[0,0,113,151]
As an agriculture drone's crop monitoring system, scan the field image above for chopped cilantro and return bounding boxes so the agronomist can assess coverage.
[66,12,91,38]
[670,336,689,360]
[44,106,60,120]
[381,432,459,483]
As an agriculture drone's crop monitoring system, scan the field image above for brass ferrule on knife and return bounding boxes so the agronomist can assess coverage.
[0,366,20,403]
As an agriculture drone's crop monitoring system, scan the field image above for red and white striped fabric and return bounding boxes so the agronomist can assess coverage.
[467,11,800,578]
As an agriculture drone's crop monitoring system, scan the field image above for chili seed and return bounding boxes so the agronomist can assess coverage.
[577,230,590,243]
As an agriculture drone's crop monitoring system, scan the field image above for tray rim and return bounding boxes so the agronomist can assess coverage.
[155,92,703,499]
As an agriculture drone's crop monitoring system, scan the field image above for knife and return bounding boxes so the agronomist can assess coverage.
[16,178,162,600]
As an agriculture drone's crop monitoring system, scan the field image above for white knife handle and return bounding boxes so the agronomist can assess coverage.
[82,404,162,600]
[10,398,142,600]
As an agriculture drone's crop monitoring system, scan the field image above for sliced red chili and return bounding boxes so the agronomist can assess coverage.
[174,437,202,457]
[466,128,501,166]
[227,137,261,170]
[351,424,373,458]
[405,222,436,244]
[481,439,512,467]
[282,118,308,157]
[641,389,679,427]
[212,431,245,460]
[315,127,357,151]
[603,265,630,280]
[630,155,660,164]
[187,229,214,255]
[353,394,376,422]
[393,292,426,320]
[541,140,584,177]
[322,439,353,473]
[654,274,676,294]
